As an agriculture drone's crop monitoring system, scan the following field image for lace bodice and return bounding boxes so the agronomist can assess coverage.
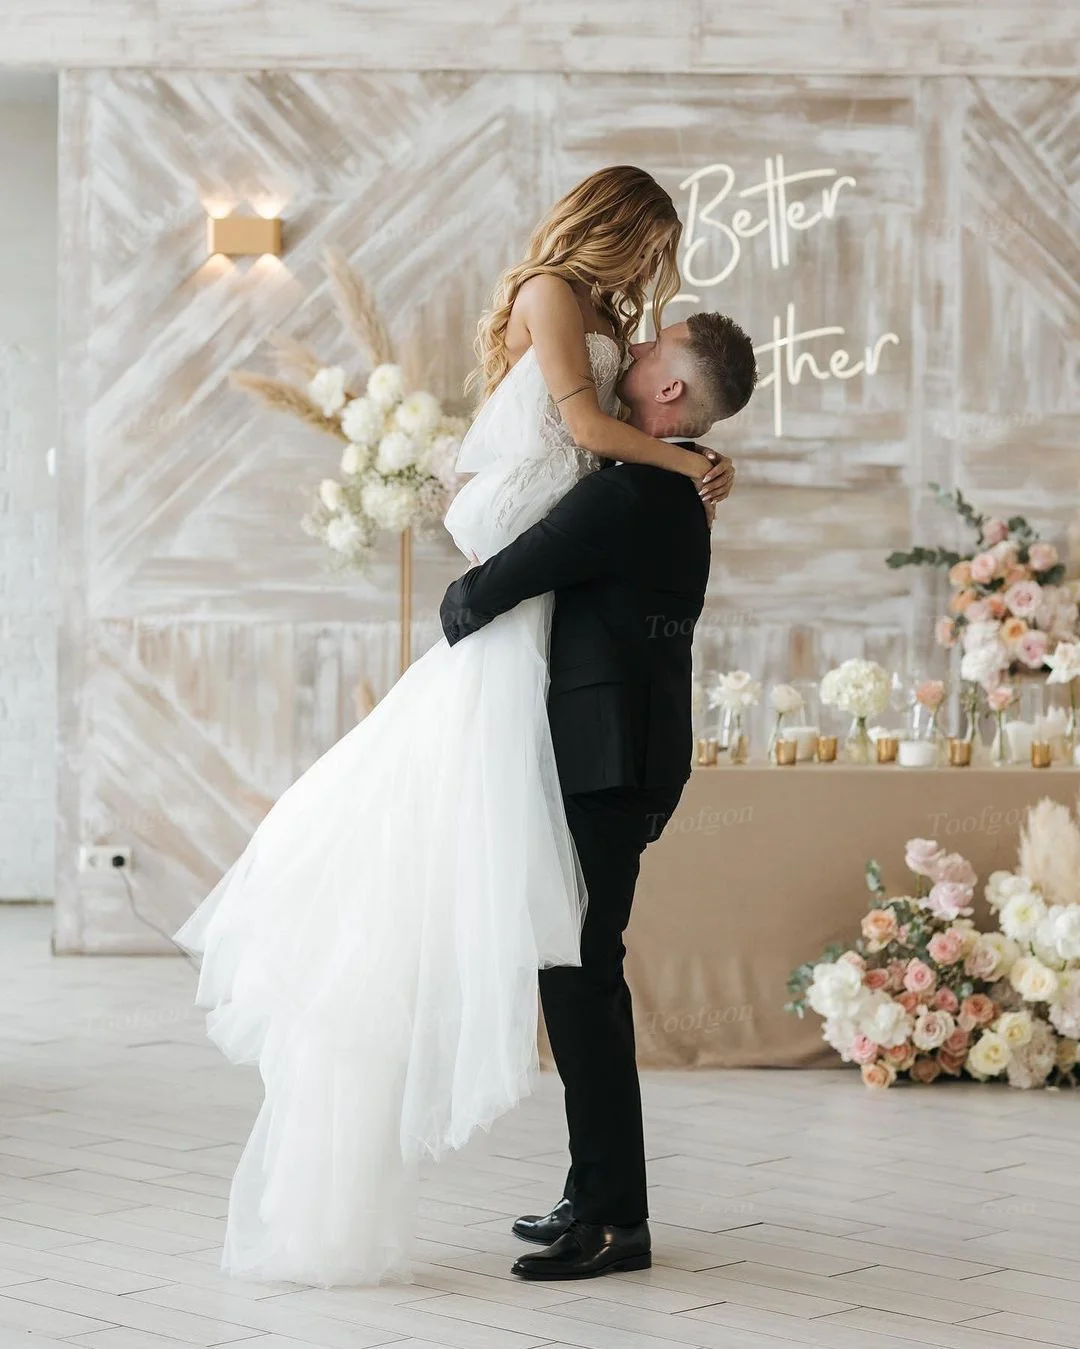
[444,332,627,562]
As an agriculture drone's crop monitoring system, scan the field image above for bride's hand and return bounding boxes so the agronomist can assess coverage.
[696,450,735,507]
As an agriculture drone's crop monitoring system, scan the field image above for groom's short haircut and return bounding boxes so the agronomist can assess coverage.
[684,312,757,426]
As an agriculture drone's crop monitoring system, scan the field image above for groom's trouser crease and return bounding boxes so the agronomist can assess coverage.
[540,783,683,1227]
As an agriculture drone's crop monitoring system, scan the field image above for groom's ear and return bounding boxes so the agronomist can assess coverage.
[655,377,685,404]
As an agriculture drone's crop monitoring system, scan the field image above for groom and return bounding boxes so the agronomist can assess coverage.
[441,312,757,1280]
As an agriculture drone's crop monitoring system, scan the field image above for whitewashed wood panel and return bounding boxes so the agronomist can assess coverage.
[4,1,1080,73]
[56,69,1080,950]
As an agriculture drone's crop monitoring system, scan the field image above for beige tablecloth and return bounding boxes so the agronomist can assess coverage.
[542,763,1080,1071]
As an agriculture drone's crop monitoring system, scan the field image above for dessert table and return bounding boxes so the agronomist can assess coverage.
[543,762,1080,1071]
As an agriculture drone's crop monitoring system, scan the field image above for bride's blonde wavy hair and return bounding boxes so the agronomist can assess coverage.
[468,165,682,402]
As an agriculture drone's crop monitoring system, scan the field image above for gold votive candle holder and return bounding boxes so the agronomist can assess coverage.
[817,735,838,763]
[696,737,719,767]
[775,738,798,766]
[876,736,899,763]
[1031,740,1052,768]
[947,737,972,767]
[729,734,749,765]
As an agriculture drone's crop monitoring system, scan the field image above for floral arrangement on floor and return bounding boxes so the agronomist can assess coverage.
[886,484,1079,692]
[786,797,1080,1089]
[232,248,467,570]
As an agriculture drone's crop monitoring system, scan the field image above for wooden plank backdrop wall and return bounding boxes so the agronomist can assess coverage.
[55,68,1079,952]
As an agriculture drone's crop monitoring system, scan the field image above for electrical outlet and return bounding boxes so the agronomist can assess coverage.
[79,845,133,873]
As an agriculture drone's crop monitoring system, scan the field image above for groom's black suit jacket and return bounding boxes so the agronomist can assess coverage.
[440,448,712,796]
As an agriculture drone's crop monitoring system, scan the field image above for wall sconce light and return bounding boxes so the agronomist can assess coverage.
[207,213,282,258]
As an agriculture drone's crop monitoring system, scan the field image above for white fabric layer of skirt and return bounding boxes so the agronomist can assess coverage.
[174,593,585,1287]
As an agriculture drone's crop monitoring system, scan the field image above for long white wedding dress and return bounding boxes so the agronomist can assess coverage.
[175,333,626,1286]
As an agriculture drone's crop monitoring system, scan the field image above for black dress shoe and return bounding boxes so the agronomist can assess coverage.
[511,1220,651,1280]
[511,1196,573,1244]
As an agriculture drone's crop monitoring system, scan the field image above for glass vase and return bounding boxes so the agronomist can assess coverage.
[844,715,872,764]
[724,710,750,765]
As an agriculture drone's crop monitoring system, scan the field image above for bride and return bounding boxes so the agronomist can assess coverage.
[175,165,726,1287]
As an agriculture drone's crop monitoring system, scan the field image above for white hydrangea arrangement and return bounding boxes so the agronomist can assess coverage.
[302,361,467,569]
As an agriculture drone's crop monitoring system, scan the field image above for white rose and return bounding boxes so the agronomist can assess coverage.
[807,960,866,1020]
[1000,890,1048,943]
[318,478,344,511]
[307,366,348,417]
[360,479,416,532]
[822,1016,860,1061]
[1046,641,1080,684]
[986,870,1031,913]
[859,992,913,1049]
[325,514,363,555]
[1046,905,1080,962]
[769,683,804,716]
[965,932,1020,981]
[394,390,442,436]
[962,620,1004,651]
[375,431,418,474]
[366,363,406,408]
[340,395,385,445]
[341,441,373,477]
[1009,955,1060,1004]
[995,1010,1034,1049]
[967,1030,1010,1079]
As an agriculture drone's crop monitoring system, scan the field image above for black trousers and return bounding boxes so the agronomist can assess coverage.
[539,783,684,1227]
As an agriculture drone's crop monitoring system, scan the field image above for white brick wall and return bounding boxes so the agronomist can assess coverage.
[0,90,58,900]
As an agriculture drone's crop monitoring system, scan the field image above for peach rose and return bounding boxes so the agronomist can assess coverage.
[959,994,997,1030]
[986,686,1014,713]
[1001,616,1029,645]
[886,959,908,993]
[986,594,1007,619]
[1005,563,1032,587]
[910,1055,942,1084]
[951,588,979,614]
[850,1034,879,1065]
[861,1061,898,1089]
[935,616,958,648]
[884,1042,916,1071]
[928,930,965,965]
[896,990,920,1014]
[933,986,960,1014]
[839,949,866,972]
[916,679,946,710]
[936,1048,965,1076]
[864,967,890,992]
[970,552,999,584]
[1029,542,1058,573]
[861,908,899,951]
[943,1026,971,1055]
[949,560,974,586]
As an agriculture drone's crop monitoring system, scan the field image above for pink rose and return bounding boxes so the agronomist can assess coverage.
[884,1042,916,1071]
[864,967,889,991]
[838,949,866,972]
[948,560,974,587]
[896,990,920,1015]
[924,881,974,921]
[986,686,1014,713]
[1005,579,1042,618]
[916,679,946,710]
[933,986,960,1014]
[983,519,1010,546]
[904,959,937,996]
[861,1061,897,1089]
[1029,542,1058,573]
[935,616,958,648]
[932,852,977,889]
[928,930,965,965]
[965,943,1001,980]
[965,600,991,623]
[905,838,945,879]
[1017,629,1050,669]
[944,1026,971,1055]
[970,551,999,584]
[861,909,899,951]
[910,1055,942,1084]
[850,1034,879,1065]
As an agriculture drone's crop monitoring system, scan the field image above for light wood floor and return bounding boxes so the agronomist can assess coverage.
[1,903,1078,1349]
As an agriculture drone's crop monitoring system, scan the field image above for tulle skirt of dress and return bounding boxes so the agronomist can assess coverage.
[174,593,585,1287]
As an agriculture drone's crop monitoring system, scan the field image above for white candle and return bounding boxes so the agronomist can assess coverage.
[1005,721,1035,763]
[897,740,937,767]
[785,724,820,760]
